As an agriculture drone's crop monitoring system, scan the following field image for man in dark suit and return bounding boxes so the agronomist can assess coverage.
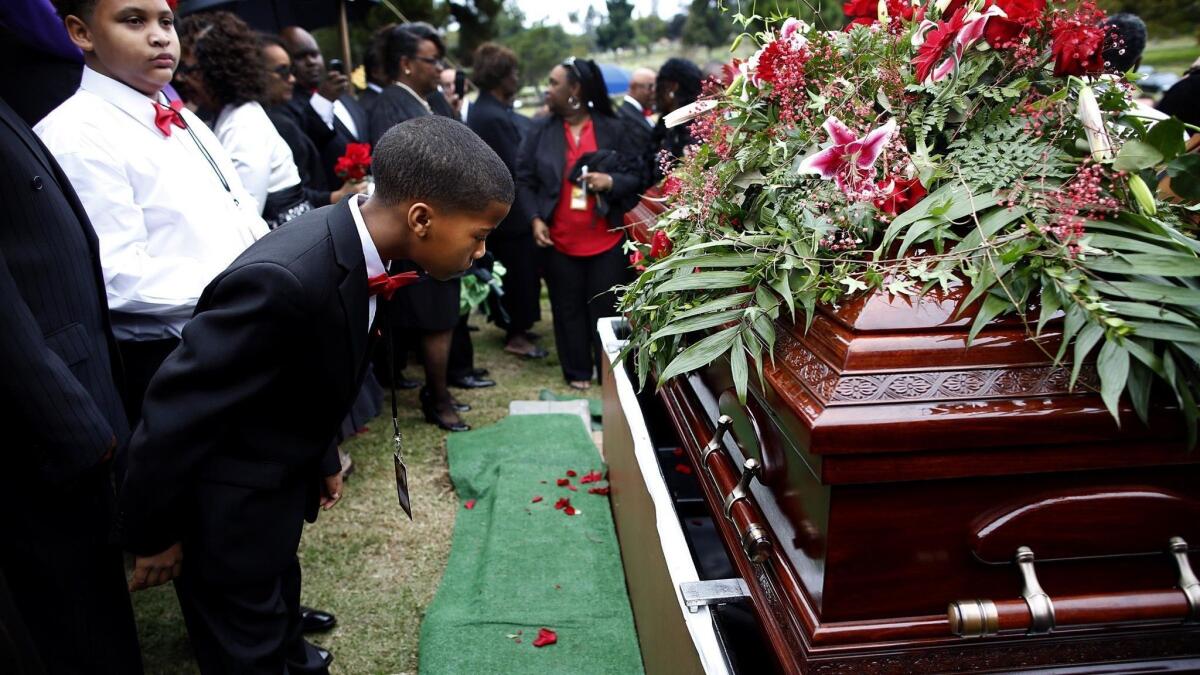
[0,95,142,673]
[279,26,369,190]
[617,67,656,145]
[116,115,514,674]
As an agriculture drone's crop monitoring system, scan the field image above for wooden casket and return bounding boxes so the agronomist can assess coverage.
[609,281,1200,674]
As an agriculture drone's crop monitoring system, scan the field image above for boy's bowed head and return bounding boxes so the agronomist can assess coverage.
[54,0,180,99]
[361,115,513,280]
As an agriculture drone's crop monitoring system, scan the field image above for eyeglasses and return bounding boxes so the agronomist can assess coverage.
[413,56,445,69]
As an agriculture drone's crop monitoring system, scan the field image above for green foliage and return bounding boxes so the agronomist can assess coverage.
[503,22,592,87]
[597,0,636,51]
[682,0,732,50]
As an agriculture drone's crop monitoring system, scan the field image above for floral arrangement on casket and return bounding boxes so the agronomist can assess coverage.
[619,0,1200,442]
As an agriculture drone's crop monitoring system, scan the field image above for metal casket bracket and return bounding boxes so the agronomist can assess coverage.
[700,415,733,465]
[680,578,752,613]
[1017,545,1056,634]
[1170,536,1200,622]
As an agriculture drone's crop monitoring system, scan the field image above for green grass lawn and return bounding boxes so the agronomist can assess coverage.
[132,302,589,673]
[1142,38,1200,74]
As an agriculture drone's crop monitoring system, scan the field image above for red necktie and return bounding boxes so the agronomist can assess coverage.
[154,100,187,137]
[643,108,653,118]
[367,271,420,300]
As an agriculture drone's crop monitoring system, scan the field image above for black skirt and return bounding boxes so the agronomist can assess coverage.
[385,260,462,332]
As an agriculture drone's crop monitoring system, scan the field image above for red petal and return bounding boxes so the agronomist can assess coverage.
[567,485,577,491]
[672,448,683,456]
[464,499,476,510]
[588,486,611,496]
[554,497,569,510]
[532,496,543,503]
[556,478,570,486]
[580,470,603,484]
[532,627,557,647]
[675,463,693,475]
[566,470,577,477]
[564,506,577,516]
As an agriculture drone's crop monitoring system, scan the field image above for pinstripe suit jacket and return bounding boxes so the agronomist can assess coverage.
[0,96,127,484]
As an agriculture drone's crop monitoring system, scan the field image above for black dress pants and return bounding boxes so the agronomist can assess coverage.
[117,337,181,427]
[544,241,630,382]
[488,233,542,338]
[0,464,143,675]
[175,556,327,675]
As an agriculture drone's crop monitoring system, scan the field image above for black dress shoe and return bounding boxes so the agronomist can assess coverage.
[451,399,471,413]
[315,646,333,668]
[470,367,490,378]
[396,374,421,390]
[420,388,471,432]
[449,373,496,389]
[300,606,337,633]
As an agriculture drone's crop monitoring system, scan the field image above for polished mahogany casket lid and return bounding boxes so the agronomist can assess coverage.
[657,281,1200,674]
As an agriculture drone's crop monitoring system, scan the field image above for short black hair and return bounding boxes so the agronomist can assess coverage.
[658,58,703,106]
[52,0,97,20]
[473,43,518,91]
[257,32,288,52]
[373,115,514,212]
[1103,12,1147,74]
[383,23,446,81]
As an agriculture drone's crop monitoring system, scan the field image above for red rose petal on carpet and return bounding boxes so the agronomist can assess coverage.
[554,497,569,510]
[532,627,557,647]
[532,496,543,503]
[580,470,603,484]
[564,505,577,516]
[567,485,577,491]
[464,499,476,509]
[566,470,577,477]
[675,463,693,475]
[588,486,610,496]
[556,478,569,486]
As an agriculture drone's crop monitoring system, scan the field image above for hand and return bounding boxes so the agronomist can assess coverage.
[330,179,368,204]
[317,69,349,101]
[583,172,613,192]
[129,542,183,592]
[532,218,553,248]
[320,471,343,511]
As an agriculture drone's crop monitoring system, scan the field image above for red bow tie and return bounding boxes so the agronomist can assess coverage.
[367,271,420,300]
[643,108,653,118]
[153,100,187,137]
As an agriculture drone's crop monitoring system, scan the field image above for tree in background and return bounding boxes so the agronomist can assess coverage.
[449,0,505,63]
[682,0,730,51]
[666,13,687,41]
[597,0,636,51]
[632,14,668,53]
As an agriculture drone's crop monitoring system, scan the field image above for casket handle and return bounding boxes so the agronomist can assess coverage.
[949,538,1199,638]
[724,458,762,519]
[700,414,733,465]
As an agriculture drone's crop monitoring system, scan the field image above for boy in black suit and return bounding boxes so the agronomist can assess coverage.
[116,115,513,673]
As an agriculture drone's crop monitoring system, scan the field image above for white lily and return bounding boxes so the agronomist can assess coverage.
[1076,82,1112,162]
[664,99,718,128]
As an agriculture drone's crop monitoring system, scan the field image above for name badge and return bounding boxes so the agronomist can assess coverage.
[570,185,588,211]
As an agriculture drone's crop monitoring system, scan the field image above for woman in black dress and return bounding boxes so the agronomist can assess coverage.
[369,24,472,431]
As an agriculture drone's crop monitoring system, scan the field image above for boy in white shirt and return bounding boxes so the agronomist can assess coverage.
[37,0,267,426]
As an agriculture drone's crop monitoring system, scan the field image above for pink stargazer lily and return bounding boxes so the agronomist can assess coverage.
[798,117,897,195]
[913,5,1006,83]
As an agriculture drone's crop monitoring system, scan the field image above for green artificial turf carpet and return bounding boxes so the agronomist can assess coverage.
[419,414,644,674]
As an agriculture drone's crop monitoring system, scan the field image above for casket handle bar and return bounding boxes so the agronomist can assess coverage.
[698,414,773,564]
[1170,536,1200,621]
[950,538,1200,638]
[700,414,732,465]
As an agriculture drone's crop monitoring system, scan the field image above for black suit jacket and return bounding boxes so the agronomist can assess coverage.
[515,112,644,230]
[467,92,531,238]
[282,88,369,189]
[116,199,374,580]
[617,100,656,191]
[267,105,331,207]
[368,84,431,145]
[357,86,381,116]
[0,96,127,485]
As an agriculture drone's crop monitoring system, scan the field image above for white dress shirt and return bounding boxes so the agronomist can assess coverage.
[349,194,386,332]
[214,101,302,215]
[36,67,268,340]
[309,92,359,139]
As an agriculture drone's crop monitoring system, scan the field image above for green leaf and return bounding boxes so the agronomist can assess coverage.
[1166,154,1200,201]
[1145,117,1187,161]
[1036,280,1062,336]
[671,292,753,321]
[1112,139,1164,172]
[1126,358,1152,424]
[649,309,745,341]
[896,218,946,257]
[1094,280,1200,306]
[751,312,776,348]
[967,293,1010,345]
[768,270,794,320]
[1085,253,1200,277]
[658,325,740,382]
[645,252,763,273]
[1127,321,1200,343]
[730,333,748,404]
[1071,322,1104,388]
[1056,304,1087,363]
[1096,338,1130,422]
[653,271,749,294]
[1105,300,1196,327]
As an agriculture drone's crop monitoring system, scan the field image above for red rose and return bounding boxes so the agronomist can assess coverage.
[984,0,1045,47]
[1049,4,1107,77]
[875,176,928,216]
[649,230,673,258]
[344,142,372,165]
[843,0,876,22]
